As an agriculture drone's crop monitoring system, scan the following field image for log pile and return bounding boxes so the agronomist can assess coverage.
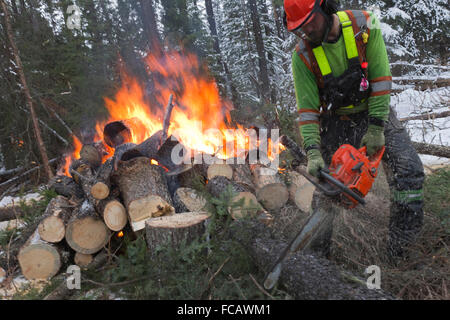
[8,118,317,297]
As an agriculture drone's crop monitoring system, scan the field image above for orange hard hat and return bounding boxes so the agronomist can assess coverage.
[284,0,323,31]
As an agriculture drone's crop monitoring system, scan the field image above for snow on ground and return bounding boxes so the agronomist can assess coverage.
[392,87,450,166]
[0,193,43,208]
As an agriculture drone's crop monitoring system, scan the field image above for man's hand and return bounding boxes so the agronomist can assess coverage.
[307,149,325,178]
[361,124,385,156]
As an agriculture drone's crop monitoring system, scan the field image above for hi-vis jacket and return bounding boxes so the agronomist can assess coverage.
[292,10,392,149]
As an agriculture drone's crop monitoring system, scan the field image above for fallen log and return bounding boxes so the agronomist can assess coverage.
[232,219,395,300]
[112,157,175,230]
[37,196,74,243]
[412,141,450,158]
[0,158,58,190]
[145,211,210,254]
[0,206,26,222]
[399,111,450,122]
[65,201,110,254]
[250,164,289,211]
[172,187,207,213]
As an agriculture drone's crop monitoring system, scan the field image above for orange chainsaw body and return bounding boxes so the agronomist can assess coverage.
[328,144,385,208]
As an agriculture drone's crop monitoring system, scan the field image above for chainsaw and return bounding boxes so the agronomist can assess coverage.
[280,135,385,209]
[263,135,385,290]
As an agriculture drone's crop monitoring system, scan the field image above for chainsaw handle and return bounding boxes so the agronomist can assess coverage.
[358,146,385,176]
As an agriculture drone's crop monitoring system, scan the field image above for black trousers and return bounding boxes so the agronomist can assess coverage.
[308,107,425,257]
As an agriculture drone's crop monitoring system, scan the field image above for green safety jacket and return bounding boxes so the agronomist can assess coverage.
[292,10,392,150]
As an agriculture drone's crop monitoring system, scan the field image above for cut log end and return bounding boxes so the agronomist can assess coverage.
[129,195,175,222]
[18,244,61,280]
[256,183,289,211]
[38,216,65,243]
[90,182,110,200]
[103,200,127,231]
[65,216,110,254]
[74,252,94,268]
[230,192,264,220]
[207,163,233,180]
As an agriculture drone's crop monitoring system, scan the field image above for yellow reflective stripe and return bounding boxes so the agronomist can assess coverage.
[340,105,355,109]
[312,46,332,76]
[336,11,359,60]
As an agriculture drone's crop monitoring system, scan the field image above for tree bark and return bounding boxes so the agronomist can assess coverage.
[145,212,210,255]
[412,141,450,158]
[112,157,175,229]
[1,0,53,180]
[204,0,240,107]
[247,0,271,103]
[232,219,395,300]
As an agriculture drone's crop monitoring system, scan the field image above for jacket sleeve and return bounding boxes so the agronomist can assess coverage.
[366,12,392,122]
[292,50,321,149]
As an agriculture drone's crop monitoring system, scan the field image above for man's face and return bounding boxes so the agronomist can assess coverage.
[297,12,327,45]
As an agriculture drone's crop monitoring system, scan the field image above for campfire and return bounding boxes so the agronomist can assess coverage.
[17,50,296,281]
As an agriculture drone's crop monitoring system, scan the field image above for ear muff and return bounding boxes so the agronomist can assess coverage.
[322,0,339,15]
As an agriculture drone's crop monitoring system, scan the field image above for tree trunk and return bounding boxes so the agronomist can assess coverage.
[232,219,395,300]
[0,0,53,180]
[204,0,240,107]
[247,0,271,103]
[138,0,162,53]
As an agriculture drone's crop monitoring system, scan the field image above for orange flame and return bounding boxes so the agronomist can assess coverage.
[61,50,284,176]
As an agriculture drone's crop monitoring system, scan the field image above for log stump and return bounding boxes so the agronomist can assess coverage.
[145,212,210,254]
